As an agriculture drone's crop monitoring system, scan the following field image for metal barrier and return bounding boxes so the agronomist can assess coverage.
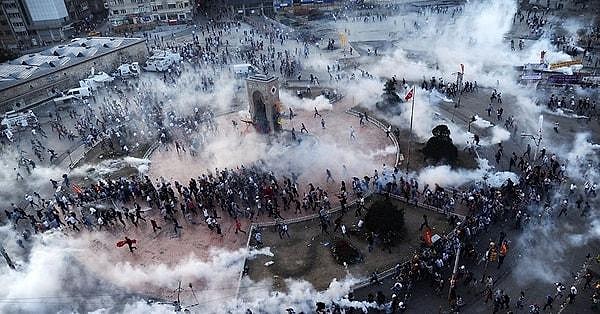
[346,108,401,166]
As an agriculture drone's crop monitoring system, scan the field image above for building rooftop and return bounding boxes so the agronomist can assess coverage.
[0,37,144,91]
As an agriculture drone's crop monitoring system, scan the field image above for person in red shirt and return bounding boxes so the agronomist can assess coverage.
[117,237,137,253]
[235,219,246,234]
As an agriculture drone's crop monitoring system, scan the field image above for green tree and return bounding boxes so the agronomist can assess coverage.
[422,124,458,164]
[364,197,405,244]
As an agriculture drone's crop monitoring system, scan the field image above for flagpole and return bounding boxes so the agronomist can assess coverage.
[406,86,415,174]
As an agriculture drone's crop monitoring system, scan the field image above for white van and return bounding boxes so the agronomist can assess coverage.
[66,86,92,99]
[115,62,140,78]
[142,57,171,72]
[142,51,182,72]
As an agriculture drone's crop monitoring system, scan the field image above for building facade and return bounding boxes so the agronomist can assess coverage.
[0,0,30,49]
[64,0,91,22]
[106,0,194,28]
[211,0,275,15]
[0,0,92,49]
[23,0,72,45]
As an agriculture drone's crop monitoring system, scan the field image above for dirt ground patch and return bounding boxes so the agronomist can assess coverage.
[243,195,451,291]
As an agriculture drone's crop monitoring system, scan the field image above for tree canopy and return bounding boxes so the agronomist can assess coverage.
[422,124,458,164]
[364,197,405,244]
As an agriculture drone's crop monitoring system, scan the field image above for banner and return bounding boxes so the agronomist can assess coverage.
[549,59,582,70]
[520,73,542,80]
[547,74,581,84]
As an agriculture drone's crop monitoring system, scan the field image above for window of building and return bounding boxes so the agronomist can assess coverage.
[120,9,126,14]
[168,4,176,9]
[112,10,119,15]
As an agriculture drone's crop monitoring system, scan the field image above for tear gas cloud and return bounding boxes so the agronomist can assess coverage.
[0,150,64,207]
[415,158,518,189]
[136,66,240,115]
[280,90,333,111]
[334,0,581,139]
[190,126,392,183]
[0,227,369,314]
[512,132,600,285]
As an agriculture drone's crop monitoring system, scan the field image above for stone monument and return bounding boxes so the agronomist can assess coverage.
[245,74,281,134]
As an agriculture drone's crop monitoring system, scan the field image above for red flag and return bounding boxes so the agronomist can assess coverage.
[72,184,83,194]
[117,239,137,247]
[404,88,414,101]
[460,63,465,74]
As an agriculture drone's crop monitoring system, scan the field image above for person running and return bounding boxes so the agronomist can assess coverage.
[326,169,334,183]
[234,219,246,234]
[150,219,162,232]
[300,123,308,133]
[117,237,137,253]
[314,107,322,118]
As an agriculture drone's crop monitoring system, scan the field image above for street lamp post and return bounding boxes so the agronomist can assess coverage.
[451,72,464,123]
[520,133,543,161]
[66,149,73,167]
[0,244,15,269]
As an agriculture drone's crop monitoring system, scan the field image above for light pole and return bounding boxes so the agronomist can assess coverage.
[65,149,73,167]
[0,244,15,269]
[451,71,464,123]
[520,133,543,161]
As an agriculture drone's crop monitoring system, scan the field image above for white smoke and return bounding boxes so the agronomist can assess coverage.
[0,226,370,313]
[280,90,333,112]
[416,158,518,188]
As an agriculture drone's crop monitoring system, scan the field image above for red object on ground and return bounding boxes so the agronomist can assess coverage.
[117,239,137,247]
[423,227,433,246]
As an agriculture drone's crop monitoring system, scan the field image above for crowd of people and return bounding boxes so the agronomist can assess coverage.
[544,93,599,120]
[0,4,599,314]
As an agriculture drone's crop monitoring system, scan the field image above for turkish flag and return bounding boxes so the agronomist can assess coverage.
[404,88,414,101]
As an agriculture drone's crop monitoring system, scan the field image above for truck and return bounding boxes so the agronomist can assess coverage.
[142,51,182,72]
[113,62,140,78]
[1,110,38,132]
[79,71,114,91]
[53,86,93,104]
